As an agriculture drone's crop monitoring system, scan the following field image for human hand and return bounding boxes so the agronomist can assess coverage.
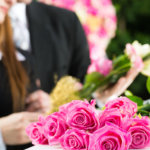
[0,112,40,145]
[26,90,51,113]
[95,66,140,104]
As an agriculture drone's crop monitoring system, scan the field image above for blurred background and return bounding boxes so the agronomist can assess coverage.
[106,0,150,99]
[35,0,150,100]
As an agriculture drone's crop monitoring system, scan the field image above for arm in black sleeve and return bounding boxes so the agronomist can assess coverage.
[69,13,91,83]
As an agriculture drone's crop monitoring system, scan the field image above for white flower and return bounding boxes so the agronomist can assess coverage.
[132,41,150,58]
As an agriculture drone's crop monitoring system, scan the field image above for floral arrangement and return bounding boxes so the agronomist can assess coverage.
[38,0,117,61]
[26,97,150,150]
[50,41,150,113]
[125,76,150,116]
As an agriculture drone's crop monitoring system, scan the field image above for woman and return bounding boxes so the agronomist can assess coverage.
[0,0,90,149]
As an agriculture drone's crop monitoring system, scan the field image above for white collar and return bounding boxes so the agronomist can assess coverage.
[9,3,27,26]
[9,3,31,51]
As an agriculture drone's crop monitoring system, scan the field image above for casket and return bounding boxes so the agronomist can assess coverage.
[26,145,150,150]
[26,145,62,150]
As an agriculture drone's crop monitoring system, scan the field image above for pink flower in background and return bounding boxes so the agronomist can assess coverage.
[26,122,48,145]
[87,58,112,76]
[43,112,68,145]
[60,129,89,150]
[101,0,111,6]
[105,97,137,118]
[125,43,144,71]
[98,27,107,38]
[89,123,131,150]
[82,25,90,35]
[134,56,144,71]
[99,108,123,128]
[39,0,117,62]
[60,100,99,132]
[82,0,91,7]
[87,63,97,74]
[124,117,150,149]
[87,7,98,15]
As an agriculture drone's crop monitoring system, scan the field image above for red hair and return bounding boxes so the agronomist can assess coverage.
[0,15,29,112]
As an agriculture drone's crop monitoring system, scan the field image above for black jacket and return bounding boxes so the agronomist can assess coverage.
[1,1,90,150]
[27,1,90,93]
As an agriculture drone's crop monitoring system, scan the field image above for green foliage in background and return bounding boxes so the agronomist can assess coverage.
[147,77,150,94]
[106,0,150,99]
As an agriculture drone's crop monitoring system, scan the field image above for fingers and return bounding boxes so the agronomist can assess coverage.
[1,112,43,145]
[26,90,41,103]
[26,101,41,112]
[110,67,140,97]
[21,112,42,122]
[98,67,141,103]
[26,102,50,113]
[26,90,51,113]
[26,90,50,103]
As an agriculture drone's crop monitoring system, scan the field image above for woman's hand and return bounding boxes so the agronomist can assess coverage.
[0,112,40,145]
[95,66,140,104]
[26,90,51,113]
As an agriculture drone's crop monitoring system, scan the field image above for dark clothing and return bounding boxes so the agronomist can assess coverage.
[0,1,90,149]
[26,1,90,92]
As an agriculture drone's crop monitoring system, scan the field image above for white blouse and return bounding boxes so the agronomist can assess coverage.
[0,3,30,61]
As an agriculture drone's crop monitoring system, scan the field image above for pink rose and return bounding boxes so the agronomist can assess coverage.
[87,58,112,76]
[105,97,137,118]
[59,100,99,132]
[26,121,48,145]
[60,129,89,150]
[43,112,68,145]
[99,108,123,128]
[124,117,150,149]
[89,123,131,150]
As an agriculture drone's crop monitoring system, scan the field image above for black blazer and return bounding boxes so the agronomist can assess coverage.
[5,1,90,150]
[27,1,90,93]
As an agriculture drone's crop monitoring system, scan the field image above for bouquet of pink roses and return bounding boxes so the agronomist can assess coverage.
[26,97,150,150]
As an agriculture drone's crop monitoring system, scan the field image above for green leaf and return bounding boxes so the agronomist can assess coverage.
[137,110,150,116]
[127,95,143,106]
[84,72,104,85]
[138,103,150,112]
[124,90,133,96]
[112,54,131,70]
[147,77,150,94]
